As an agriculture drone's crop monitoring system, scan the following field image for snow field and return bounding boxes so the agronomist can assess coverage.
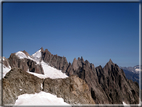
[14,91,71,106]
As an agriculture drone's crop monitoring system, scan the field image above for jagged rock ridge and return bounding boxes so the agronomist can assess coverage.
[2,47,140,104]
[40,48,140,104]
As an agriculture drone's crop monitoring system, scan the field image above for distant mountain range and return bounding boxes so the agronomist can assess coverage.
[120,65,141,74]
[120,65,141,89]
[0,47,141,106]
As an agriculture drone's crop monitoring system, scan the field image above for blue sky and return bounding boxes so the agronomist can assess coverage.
[3,2,139,67]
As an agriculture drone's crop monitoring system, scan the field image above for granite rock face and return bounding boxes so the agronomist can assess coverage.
[3,68,95,105]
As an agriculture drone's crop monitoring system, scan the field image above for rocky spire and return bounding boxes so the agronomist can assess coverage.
[81,56,85,63]
[72,58,78,71]
[108,59,113,65]
[40,47,44,53]
[104,59,115,69]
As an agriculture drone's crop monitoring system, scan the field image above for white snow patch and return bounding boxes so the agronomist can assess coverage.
[135,68,142,72]
[41,61,68,79]
[27,71,46,79]
[20,89,22,91]
[14,91,71,106]
[122,102,130,107]
[27,61,68,79]
[15,51,28,59]
[41,83,43,90]
[0,63,11,79]
[31,49,41,59]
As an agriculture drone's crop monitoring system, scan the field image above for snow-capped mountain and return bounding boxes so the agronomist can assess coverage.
[120,65,142,74]
[1,47,141,105]
[1,48,68,79]
[120,65,141,89]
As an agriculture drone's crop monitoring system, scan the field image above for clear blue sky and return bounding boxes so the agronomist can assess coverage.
[3,2,139,67]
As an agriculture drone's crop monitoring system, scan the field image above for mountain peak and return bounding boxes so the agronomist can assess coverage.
[40,47,44,52]
[108,59,113,64]
[22,50,30,57]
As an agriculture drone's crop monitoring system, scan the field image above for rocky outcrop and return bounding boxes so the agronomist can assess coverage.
[8,53,29,72]
[8,52,44,74]
[27,59,44,74]
[43,75,95,104]
[3,68,43,105]
[3,68,95,105]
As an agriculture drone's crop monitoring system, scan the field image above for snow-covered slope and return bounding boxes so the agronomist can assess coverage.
[14,91,71,106]
[15,51,28,59]
[41,61,68,79]
[31,49,42,62]
[0,57,11,79]
[0,63,11,79]
[27,60,68,79]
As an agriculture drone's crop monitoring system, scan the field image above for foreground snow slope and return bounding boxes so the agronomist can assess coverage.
[14,91,71,106]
